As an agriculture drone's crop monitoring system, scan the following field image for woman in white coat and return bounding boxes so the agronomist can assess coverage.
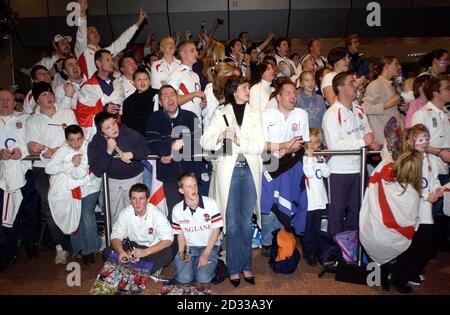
[201,75,265,287]
[249,62,275,111]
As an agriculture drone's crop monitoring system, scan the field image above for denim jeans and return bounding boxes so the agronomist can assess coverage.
[174,245,219,284]
[71,192,101,255]
[225,165,257,276]
[261,211,283,247]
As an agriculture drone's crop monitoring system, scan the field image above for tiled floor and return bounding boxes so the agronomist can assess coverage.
[0,245,449,295]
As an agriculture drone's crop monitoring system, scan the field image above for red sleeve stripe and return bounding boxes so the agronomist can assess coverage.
[179,83,190,95]
[172,225,181,231]
[211,217,223,224]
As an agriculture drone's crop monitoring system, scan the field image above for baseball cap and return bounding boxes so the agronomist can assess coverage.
[53,34,73,44]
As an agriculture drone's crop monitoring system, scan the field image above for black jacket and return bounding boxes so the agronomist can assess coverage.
[88,124,150,180]
[145,109,205,182]
[122,89,157,136]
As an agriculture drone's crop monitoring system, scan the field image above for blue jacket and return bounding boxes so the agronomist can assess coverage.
[261,161,308,235]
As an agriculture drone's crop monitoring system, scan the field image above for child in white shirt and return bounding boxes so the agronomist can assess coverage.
[46,125,101,264]
[301,128,330,266]
[172,173,223,284]
[404,124,443,284]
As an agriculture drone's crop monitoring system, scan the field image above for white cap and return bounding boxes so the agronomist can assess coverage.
[53,34,72,44]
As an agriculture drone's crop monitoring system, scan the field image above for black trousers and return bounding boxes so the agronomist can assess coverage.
[103,240,175,274]
[387,224,438,284]
[32,167,70,250]
[0,170,41,260]
[163,181,183,224]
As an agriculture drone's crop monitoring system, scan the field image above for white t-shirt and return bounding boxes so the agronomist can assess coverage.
[150,58,181,90]
[320,71,337,96]
[54,77,87,110]
[262,107,310,143]
[24,107,78,167]
[419,155,441,225]
[119,75,136,99]
[0,111,31,171]
[111,204,173,248]
[168,64,202,119]
[303,156,330,211]
[322,100,372,174]
[172,196,223,247]
[412,101,450,175]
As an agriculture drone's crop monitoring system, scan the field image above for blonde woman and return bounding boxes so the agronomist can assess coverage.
[360,149,438,293]
[150,36,181,90]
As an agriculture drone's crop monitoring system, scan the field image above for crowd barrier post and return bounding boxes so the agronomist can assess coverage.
[102,173,112,247]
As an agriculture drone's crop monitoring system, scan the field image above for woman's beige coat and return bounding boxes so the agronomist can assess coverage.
[200,103,265,233]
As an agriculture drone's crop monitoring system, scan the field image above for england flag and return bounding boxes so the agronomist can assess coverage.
[141,160,168,216]
[359,160,421,265]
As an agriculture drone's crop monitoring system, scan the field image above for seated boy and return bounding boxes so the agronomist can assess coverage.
[172,173,223,284]
[104,184,174,274]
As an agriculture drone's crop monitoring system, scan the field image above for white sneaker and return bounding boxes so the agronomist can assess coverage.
[149,268,169,283]
[55,246,69,265]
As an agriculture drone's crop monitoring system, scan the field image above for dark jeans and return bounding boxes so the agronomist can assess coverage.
[387,224,438,284]
[328,173,360,236]
[225,165,257,276]
[32,167,70,250]
[0,170,41,260]
[163,181,183,224]
[300,210,323,257]
[103,240,175,274]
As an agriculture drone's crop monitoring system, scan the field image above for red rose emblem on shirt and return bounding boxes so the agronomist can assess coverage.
[16,122,23,129]
[148,227,154,234]
[62,123,68,129]
[291,123,298,131]
[204,214,210,222]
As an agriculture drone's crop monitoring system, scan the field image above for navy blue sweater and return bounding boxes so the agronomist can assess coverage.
[145,109,205,182]
[88,124,150,180]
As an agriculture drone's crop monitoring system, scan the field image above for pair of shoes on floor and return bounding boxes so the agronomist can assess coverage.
[407,274,422,286]
[243,273,255,285]
[261,246,271,257]
[389,278,413,294]
[229,273,256,287]
[82,253,95,265]
[25,244,39,259]
[229,276,241,287]
[304,254,317,266]
[55,245,69,265]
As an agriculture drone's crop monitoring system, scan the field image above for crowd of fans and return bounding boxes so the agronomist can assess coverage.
[1,0,449,294]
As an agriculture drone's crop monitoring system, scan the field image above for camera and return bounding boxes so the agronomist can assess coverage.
[216,18,224,25]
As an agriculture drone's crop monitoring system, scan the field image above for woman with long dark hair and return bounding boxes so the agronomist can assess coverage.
[201,76,265,287]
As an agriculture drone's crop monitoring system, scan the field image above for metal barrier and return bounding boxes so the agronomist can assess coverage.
[22,147,448,264]
[101,148,381,250]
